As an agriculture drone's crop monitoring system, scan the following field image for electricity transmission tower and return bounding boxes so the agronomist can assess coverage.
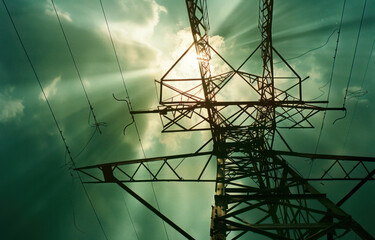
[76,0,375,239]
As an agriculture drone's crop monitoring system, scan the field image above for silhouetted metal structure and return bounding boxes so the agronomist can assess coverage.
[76,0,375,239]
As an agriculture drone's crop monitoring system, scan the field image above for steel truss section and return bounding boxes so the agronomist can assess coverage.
[75,150,375,239]
[75,150,375,183]
[75,0,374,239]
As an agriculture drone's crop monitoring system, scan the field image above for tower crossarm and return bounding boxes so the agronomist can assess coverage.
[74,150,375,184]
[75,151,215,183]
[129,101,344,133]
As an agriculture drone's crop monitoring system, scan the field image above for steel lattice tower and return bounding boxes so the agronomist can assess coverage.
[76,1,375,239]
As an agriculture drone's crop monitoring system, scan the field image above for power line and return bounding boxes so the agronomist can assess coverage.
[78,177,110,240]
[312,0,368,179]
[342,0,368,107]
[358,38,375,89]
[73,128,98,160]
[68,167,86,234]
[332,0,368,125]
[313,0,347,155]
[343,37,374,147]
[98,0,130,101]
[50,0,103,133]
[336,38,375,177]
[121,192,140,240]
[99,1,170,239]
[2,1,109,239]
[275,28,338,65]
[308,0,348,178]
[2,0,69,159]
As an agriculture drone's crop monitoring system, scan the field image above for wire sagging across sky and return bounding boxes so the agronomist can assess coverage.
[2,1,109,239]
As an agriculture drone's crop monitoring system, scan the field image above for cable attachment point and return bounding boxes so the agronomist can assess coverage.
[113,93,135,136]
[88,109,106,134]
[332,108,347,125]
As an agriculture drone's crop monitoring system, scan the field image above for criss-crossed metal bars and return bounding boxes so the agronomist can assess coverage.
[75,0,374,239]
[75,148,375,239]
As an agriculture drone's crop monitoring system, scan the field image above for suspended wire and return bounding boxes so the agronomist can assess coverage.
[274,28,338,65]
[130,120,172,240]
[77,175,110,240]
[289,28,338,61]
[346,89,368,99]
[334,0,368,124]
[308,0,347,177]
[342,0,368,107]
[304,28,340,101]
[99,1,169,239]
[68,169,86,234]
[62,111,106,168]
[357,38,374,90]
[121,192,140,240]
[333,0,367,124]
[73,128,98,160]
[71,197,86,234]
[2,0,68,160]
[99,0,130,100]
[312,0,369,179]
[2,2,109,239]
[342,37,374,148]
[275,28,337,101]
[88,108,107,129]
[50,0,103,133]
[285,28,338,100]
[112,94,135,135]
[332,110,346,125]
[313,0,346,152]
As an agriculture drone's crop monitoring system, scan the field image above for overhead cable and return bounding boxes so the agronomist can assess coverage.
[342,0,368,107]
[99,1,169,239]
[313,0,347,155]
[50,0,103,133]
[2,1,109,239]
[332,0,368,124]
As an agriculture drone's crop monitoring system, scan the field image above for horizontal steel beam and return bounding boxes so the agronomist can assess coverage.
[82,179,216,184]
[81,177,375,184]
[75,151,213,170]
[271,150,375,162]
[226,222,349,230]
[218,193,327,203]
[305,178,375,181]
[130,100,336,114]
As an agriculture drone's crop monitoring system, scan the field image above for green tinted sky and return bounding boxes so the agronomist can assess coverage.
[1,0,375,239]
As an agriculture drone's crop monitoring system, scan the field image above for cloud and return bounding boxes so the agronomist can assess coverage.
[0,88,24,123]
[40,76,61,101]
[98,0,167,70]
[345,85,369,102]
[158,27,227,78]
[112,0,167,26]
[45,2,72,22]
[100,0,166,44]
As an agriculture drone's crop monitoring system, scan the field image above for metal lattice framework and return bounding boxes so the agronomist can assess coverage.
[75,1,375,239]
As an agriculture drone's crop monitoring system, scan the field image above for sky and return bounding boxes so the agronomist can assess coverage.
[1,0,375,239]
